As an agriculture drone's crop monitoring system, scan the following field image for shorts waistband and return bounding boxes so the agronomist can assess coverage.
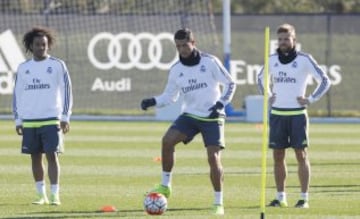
[183,113,225,122]
[271,109,307,116]
[23,120,59,128]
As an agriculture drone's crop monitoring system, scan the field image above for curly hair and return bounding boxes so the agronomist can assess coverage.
[22,26,56,53]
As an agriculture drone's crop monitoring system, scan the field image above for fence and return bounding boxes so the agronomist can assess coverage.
[0,0,359,117]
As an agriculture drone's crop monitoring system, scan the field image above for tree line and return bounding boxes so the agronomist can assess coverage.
[1,0,359,14]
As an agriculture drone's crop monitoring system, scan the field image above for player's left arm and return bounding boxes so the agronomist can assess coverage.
[59,61,73,133]
[299,55,331,105]
[212,57,236,106]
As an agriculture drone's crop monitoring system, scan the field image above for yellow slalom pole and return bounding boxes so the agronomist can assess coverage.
[260,26,270,219]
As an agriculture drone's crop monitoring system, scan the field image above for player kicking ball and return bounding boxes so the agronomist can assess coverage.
[141,28,236,215]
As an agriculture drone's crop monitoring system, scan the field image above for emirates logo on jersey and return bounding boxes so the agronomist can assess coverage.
[25,78,51,90]
[274,71,296,84]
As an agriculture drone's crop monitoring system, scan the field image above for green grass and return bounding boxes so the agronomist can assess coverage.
[0,120,360,218]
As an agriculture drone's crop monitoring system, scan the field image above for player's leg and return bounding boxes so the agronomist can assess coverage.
[42,124,62,205]
[268,113,289,207]
[46,152,61,205]
[291,113,310,208]
[206,146,223,193]
[31,153,49,204]
[161,128,187,172]
[149,114,195,198]
[200,118,225,215]
[273,149,286,193]
[31,153,45,185]
[22,126,48,205]
[294,148,310,193]
[207,146,224,215]
[268,153,289,208]
[45,152,59,185]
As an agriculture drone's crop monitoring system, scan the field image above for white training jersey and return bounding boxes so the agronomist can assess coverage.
[13,55,73,126]
[155,53,236,117]
[257,51,331,109]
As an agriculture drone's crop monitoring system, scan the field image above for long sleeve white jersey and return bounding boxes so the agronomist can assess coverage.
[257,51,331,109]
[155,52,236,117]
[13,56,73,126]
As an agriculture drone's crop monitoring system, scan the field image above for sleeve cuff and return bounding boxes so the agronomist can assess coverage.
[61,115,70,122]
[308,96,316,104]
[15,119,22,126]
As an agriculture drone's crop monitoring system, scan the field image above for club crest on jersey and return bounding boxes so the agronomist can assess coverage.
[292,61,298,68]
[200,65,206,72]
[47,67,53,74]
[179,72,184,77]
[274,63,279,67]
[25,70,30,74]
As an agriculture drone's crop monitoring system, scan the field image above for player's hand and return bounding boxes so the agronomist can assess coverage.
[269,93,276,106]
[141,98,156,110]
[60,121,70,134]
[15,125,23,135]
[208,101,224,118]
[297,96,309,106]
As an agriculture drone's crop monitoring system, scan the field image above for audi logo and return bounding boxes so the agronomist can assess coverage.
[87,32,177,70]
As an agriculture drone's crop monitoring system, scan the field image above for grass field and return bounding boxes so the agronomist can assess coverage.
[0,120,359,219]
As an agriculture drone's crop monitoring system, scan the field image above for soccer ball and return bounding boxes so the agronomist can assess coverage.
[143,192,167,215]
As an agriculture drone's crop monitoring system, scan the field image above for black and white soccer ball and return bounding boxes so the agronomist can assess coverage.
[143,192,168,215]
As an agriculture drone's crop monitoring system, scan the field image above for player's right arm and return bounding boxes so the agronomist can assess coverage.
[141,68,180,110]
[257,59,276,105]
[257,64,275,97]
[257,66,265,95]
[12,66,24,135]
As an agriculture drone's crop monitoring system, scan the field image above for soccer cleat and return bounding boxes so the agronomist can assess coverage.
[32,194,49,205]
[50,194,61,205]
[268,199,288,207]
[212,204,224,215]
[294,199,309,208]
[148,184,171,198]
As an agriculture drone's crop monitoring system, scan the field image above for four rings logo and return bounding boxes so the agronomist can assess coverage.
[87,32,177,70]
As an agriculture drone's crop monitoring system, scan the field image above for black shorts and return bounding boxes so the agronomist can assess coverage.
[269,110,309,149]
[170,113,225,148]
[22,124,63,154]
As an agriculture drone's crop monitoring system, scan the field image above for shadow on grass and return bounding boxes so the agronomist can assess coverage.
[265,184,360,195]
[1,209,146,219]
[2,206,261,219]
[311,184,360,193]
[167,206,209,212]
[169,205,259,212]
[312,162,360,166]
[267,184,360,194]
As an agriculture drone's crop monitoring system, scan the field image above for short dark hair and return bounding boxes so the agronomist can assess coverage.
[276,23,296,39]
[174,28,194,41]
[23,26,56,53]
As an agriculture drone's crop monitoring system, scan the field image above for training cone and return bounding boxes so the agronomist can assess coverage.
[153,156,162,162]
[101,205,117,212]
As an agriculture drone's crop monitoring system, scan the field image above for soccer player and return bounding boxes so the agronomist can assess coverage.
[257,23,331,208]
[141,28,236,215]
[12,26,73,205]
